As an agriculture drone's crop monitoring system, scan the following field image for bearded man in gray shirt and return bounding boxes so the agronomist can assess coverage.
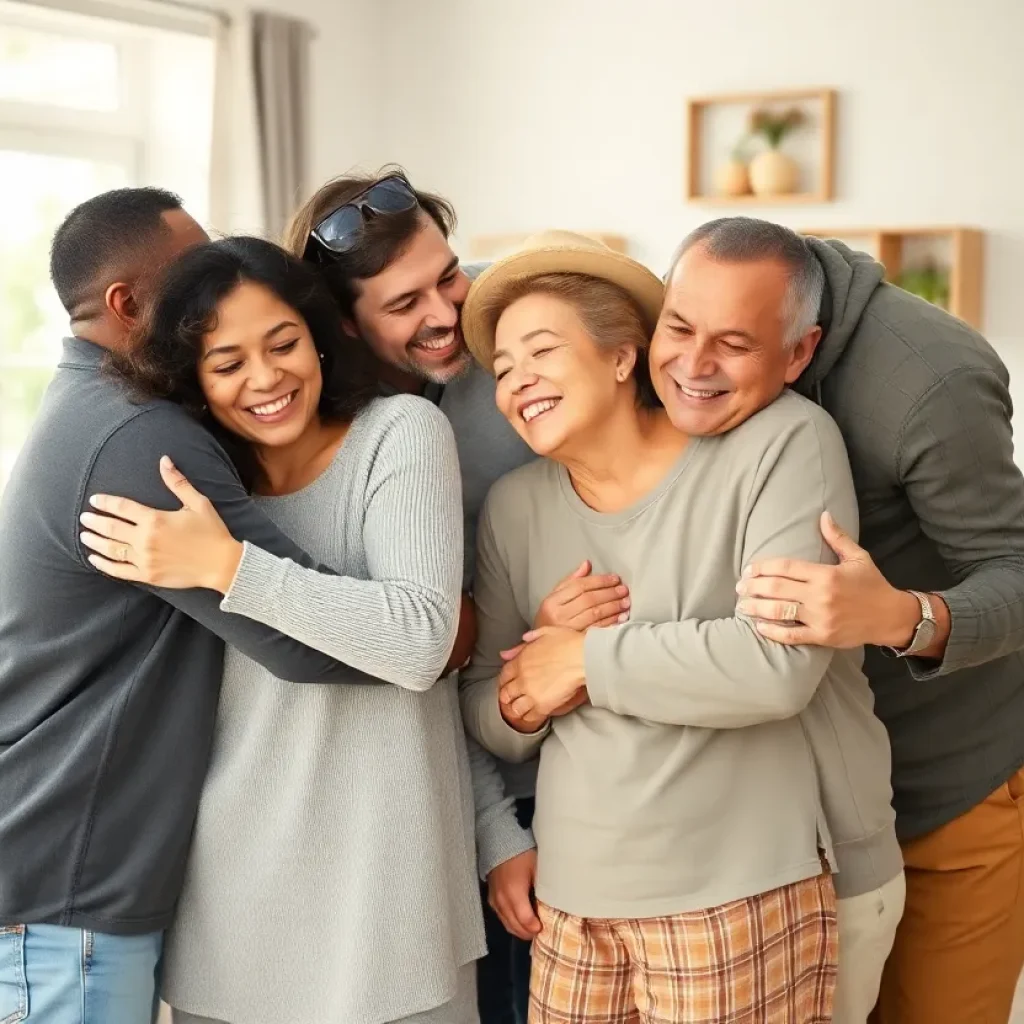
[283,169,630,1024]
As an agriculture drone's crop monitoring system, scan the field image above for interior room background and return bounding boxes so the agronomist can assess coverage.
[1,0,1021,494]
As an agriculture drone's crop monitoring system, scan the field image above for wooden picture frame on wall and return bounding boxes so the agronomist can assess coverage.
[686,87,836,205]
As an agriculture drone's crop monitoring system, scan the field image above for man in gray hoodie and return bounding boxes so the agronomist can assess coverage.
[682,217,1024,1024]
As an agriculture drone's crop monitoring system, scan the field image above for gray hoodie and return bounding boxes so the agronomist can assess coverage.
[798,239,1024,841]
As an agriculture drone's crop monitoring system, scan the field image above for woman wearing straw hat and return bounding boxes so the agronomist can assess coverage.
[458,231,859,1022]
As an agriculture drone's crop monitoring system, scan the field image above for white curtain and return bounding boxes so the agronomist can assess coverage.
[208,9,265,237]
[250,10,311,241]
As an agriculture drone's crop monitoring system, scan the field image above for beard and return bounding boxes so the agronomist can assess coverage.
[400,323,474,385]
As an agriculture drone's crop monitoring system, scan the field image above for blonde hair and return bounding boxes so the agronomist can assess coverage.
[480,272,659,407]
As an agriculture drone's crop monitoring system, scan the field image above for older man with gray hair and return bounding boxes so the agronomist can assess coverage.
[656,216,1024,1024]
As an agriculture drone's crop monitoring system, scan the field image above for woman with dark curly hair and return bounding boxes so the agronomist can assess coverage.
[81,237,488,1024]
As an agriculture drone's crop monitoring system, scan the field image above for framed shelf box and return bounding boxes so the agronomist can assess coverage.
[686,87,836,205]
[801,226,984,330]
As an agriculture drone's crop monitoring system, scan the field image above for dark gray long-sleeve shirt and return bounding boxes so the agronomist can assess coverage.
[0,338,361,934]
[800,240,1024,839]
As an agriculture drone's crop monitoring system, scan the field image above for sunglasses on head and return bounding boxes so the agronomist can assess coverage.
[307,175,419,259]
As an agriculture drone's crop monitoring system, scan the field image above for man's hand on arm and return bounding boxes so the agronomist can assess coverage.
[737,510,950,658]
[79,410,360,683]
[81,456,244,593]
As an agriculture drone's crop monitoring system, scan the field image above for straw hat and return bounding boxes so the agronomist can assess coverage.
[461,230,664,371]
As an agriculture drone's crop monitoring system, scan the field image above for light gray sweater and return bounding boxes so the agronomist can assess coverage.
[462,392,901,915]
[161,396,521,1024]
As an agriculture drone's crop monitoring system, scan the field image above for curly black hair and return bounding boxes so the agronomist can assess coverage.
[110,236,378,488]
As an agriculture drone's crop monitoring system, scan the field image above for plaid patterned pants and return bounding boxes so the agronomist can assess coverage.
[529,873,838,1023]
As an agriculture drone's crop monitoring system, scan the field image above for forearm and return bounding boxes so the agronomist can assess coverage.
[585,616,832,727]
[910,563,1024,678]
[465,735,535,878]
[878,587,951,662]
[222,542,457,690]
[85,410,361,683]
[443,593,477,676]
[895,366,1024,678]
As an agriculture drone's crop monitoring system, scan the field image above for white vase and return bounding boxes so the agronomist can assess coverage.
[748,149,800,196]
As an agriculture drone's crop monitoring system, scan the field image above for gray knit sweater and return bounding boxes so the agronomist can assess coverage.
[161,395,516,1024]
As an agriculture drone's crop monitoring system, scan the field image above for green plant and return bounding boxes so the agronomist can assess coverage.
[896,264,950,309]
[748,107,805,149]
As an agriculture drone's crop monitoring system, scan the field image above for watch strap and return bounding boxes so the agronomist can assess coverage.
[890,591,936,658]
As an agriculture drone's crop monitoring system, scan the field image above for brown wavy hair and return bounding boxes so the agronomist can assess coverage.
[283,164,457,316]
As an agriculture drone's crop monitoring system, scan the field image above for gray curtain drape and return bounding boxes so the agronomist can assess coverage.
[251,10,311,240]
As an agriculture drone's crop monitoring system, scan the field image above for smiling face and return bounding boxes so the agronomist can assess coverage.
[349,215,473,384]
[198,280,323,449]
[649,243,821,436]
[492,291,636,459]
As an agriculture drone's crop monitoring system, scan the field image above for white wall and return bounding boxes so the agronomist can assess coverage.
[299,0,387,186]
[367,0,1024,420]
[217,0,387,204]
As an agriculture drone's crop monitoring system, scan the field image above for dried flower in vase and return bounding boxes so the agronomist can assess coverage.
[748,107,805,149]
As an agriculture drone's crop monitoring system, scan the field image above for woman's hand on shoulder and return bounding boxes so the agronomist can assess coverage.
[80,456,243,593]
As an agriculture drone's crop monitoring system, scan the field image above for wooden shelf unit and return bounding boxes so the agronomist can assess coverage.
[686,87,836,205]
[801,226,984,330]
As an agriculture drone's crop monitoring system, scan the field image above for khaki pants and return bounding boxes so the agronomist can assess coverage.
[871,766,1024,1024]
[834,873,906,1024]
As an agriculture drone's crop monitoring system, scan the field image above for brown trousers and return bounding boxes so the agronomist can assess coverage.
[871,766,1024,1024]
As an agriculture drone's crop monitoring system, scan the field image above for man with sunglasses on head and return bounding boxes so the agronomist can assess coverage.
[285,169,630,1024]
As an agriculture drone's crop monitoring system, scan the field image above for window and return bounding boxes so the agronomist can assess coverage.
[0,1,215,491]
[0,148,131,486]
[0,22,120,110]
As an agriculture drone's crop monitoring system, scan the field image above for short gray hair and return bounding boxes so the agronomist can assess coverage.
[667,217,825,347]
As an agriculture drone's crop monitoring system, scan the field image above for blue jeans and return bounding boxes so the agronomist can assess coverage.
[477,797,534,1024]
[0,923,163,1024]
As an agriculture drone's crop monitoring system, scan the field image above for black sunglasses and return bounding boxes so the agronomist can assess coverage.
[307,176,419,259]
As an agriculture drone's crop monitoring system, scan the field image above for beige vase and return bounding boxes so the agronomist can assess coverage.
[712,160,751,197]
[748,149,799,196]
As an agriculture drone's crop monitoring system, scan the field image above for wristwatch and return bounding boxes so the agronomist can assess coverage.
[886,590,937,658]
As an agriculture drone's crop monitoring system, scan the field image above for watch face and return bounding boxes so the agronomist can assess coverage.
[908,618,937,655]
